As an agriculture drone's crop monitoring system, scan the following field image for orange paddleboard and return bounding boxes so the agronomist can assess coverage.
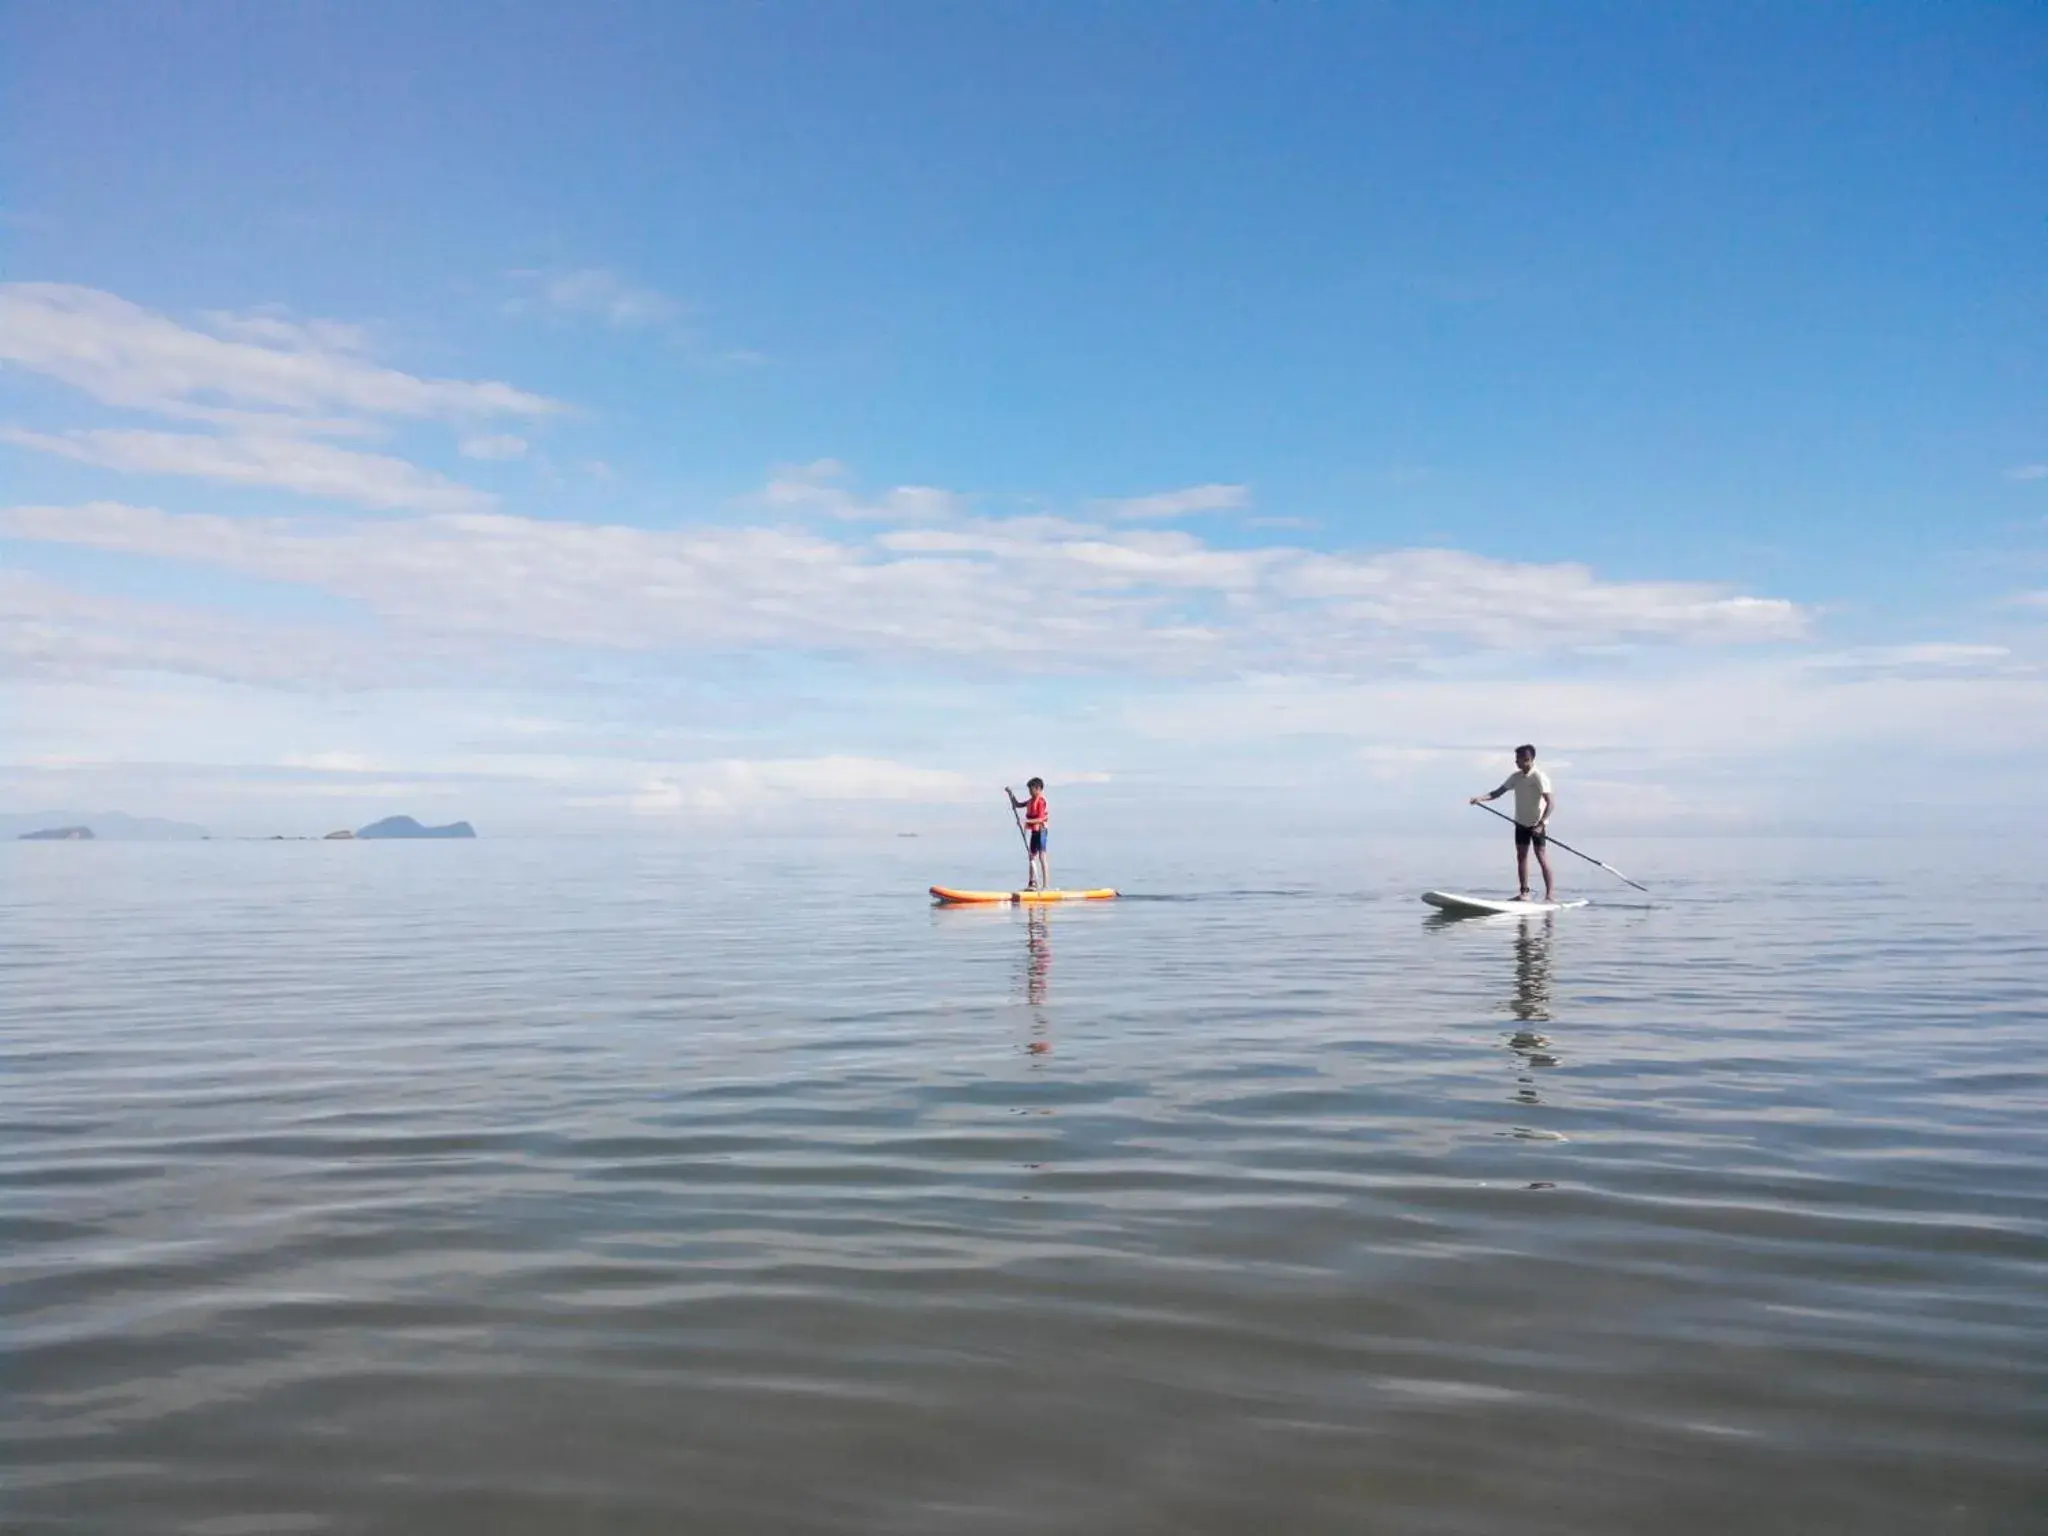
[930,886,1119,905]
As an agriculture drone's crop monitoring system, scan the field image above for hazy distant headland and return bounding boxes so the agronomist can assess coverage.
[276,815,479,841]
[5,811,476,841]
[355,816,477,840]
[2,811,208,841]
[283,816,478,840]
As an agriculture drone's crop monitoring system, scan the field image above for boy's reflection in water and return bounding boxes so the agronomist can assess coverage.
[1016,913,1055,1182]
[1024,909,1052,1054]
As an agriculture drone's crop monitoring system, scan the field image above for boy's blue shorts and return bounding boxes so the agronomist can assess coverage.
[1028,829,1048,855]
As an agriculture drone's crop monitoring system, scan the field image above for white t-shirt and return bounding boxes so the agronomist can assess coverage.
[1493,768,1553,827]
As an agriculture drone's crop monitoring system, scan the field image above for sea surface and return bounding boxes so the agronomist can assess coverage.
[4,835,2045,1535]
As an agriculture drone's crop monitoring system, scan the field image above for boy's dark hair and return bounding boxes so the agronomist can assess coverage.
[1027,776,1045,791]
[1515,744,1536,758]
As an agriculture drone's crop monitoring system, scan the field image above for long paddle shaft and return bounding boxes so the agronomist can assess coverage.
[1474,801,1649,893]
[1004,787,1031,857]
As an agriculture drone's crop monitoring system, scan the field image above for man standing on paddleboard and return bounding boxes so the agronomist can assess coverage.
[1470,745,1555,901]
[1008,778,1050,891]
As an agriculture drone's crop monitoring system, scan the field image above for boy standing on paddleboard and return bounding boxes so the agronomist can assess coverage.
[1470,745,1555,901]
[1008,778,1050,891]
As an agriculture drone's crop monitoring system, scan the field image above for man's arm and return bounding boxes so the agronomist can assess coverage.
[1536,789,1553,828]
[1468,779,1511,806]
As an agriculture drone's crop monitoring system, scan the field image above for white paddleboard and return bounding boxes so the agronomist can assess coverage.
[1422,890,1588,917]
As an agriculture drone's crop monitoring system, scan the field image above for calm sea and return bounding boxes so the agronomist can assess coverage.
[4,836,2044,1534]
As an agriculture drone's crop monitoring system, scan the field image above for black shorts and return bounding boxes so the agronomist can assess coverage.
[1514,822,1547,851]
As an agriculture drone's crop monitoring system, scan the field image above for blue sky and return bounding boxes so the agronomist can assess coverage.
[3,2,2043,837]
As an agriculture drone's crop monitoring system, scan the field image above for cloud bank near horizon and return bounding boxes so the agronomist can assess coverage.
[2,281,2041,833]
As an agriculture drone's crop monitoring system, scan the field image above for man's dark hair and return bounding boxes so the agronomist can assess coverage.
[1515,744,1536,758]
[1027,776,1045,791]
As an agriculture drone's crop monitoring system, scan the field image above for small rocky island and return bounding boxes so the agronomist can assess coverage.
[356,815,477,840]
[19,825,95,840]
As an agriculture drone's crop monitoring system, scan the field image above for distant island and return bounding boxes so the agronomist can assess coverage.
[0,811,207,841]
[19,825,94,841]
[356,815,477,840]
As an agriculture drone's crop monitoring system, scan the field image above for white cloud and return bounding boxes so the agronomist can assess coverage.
[458,433,529,461]
[10,642,2039,836]
[1801,642,2017,673]
[761,458,848,500]
[0,570,422,688]
[761,459,966,520]
[505,268,681,330]
[0,498,1809,676]
[2007,465,2047,482]
[200,310,373,354]
[1276,548,1806,648]
[1122,662,2048,764]
[0,283,563,424]
[1095,483,1251,519]
[281,751,378,773]
[590,755,979,816]
[0,665,1006,831]
[2,428,492,514]
[880,485,966,520]
[0,283,563,513]
[0,262,2028,836]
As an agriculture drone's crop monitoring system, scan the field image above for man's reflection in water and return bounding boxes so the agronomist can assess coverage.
[1023,909,1052,1055]
[1507,914,1560,1105]
[1511,914,1554,1024]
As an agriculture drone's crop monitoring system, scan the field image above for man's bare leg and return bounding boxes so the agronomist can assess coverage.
[1515,844,1532,900]
[1536,844,1556,902]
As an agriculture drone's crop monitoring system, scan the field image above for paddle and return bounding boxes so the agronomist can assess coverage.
[1472,801,1649,892]
[1003,787,1031,857]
